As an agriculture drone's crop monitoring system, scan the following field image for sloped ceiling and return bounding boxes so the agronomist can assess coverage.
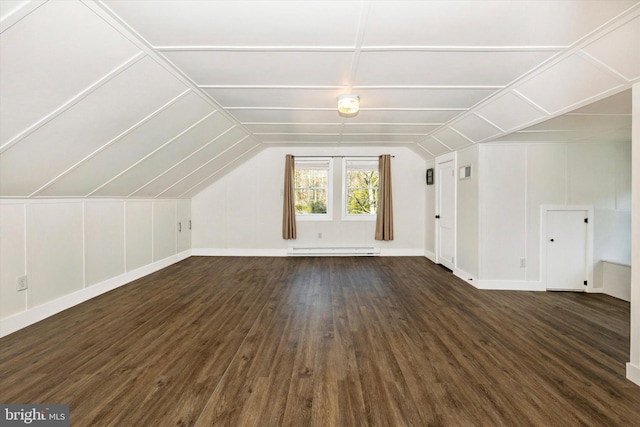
[0,1,638,199]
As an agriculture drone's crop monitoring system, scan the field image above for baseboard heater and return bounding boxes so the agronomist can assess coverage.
[287,247,381,257]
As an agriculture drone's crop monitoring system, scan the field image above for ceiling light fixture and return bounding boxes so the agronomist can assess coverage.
[337,94,360,117]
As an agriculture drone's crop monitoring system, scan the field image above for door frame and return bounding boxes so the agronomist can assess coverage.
[540,205,594,292]
[435,152,456,270]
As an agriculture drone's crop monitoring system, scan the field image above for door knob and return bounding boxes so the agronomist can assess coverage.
[550,239,554,242]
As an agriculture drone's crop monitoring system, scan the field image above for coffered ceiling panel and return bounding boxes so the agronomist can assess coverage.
[164,51,353,86]
[246,124,342,134]
[475,92,547,132]
[132,129,250,198]
[364,1,637,47]
[92,113,236,197]
[1,0,638,198]
[432,128,473,151]
[104,1,362,47]
[37,92,215,197]
[204,88,345,109]
[343,124,439,134]
[418,137,452,157]
[260,135,341,143]
[354,51,556,86]
[230,110,342,124]
[0,0,140,144]
[352,88,498,109]
[162,139,262,198]
[583,15,640,81]
[0,56,187,197]
[515,54,625,114]
[451,114,503,142]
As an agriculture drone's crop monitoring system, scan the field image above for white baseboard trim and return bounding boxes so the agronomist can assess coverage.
[0,250,192,338]
[453,268,478,287]
[381,248,425,257]
[424,250,436,263]
[192,248,424,257]
[192,248,287,257]
[473,280,546,291]
[627,363,640,387]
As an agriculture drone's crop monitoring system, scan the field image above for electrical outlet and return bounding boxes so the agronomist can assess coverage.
[17,275,28,291]
[520,258,526,268]
[318,232,323,239]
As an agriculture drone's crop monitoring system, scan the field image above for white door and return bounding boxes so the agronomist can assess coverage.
[436,160,455,270]
[546,210,588,291]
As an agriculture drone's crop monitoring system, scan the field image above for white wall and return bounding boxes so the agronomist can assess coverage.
[0,198,191,336]
[192,146,426,255]
[456,145,479,279]
[477,140,631,289]
[425,158,436,259]
[628,82,639,386]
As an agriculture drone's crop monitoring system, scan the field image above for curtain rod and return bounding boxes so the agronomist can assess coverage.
[293,155,395,158]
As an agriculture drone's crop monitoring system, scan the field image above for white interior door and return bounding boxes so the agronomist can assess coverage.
[436,159,455,270]
[546,210,588,291]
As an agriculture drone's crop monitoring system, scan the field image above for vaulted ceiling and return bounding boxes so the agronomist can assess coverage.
[0,1,638,198]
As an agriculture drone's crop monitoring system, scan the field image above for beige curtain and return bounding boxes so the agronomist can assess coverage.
[282,154,297,240]
[375,154,394,241]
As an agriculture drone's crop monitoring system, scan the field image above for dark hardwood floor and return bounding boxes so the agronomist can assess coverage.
[1,256,639,426]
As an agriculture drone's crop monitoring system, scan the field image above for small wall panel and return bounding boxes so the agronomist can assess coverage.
[0,0,140,144]
[479,145,527,280]
[0,57,187,197]
[84,202,125,286]
[567,143,617,209]
[28,203,84,308]
[153,200,177,261]
[125,201,153,272]
[94,113,236,197]
[0,203,26,318]
[526,143,567,282]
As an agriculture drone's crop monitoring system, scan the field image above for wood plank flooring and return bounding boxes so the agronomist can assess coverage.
[1,256,640,426]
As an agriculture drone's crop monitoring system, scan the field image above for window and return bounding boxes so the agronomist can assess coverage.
[343,158,379,220]
[294,158,332,220]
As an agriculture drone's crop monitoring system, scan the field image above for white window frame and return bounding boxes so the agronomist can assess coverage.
[294,157,333,221]
[342,157,379,221]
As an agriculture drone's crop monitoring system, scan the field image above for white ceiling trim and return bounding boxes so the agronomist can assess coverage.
[174,141,261,199]
[416,3,640,147]
[578,50,636,84]
[0,0,47,33]
[86,0,258,142]
[29,89,192,198]
[85,111,220,197]
[126,127,243,198]
[0,52,145,154]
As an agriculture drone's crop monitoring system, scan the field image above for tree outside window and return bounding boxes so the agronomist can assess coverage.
[294,158,331,218]
[344,159,379,218]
